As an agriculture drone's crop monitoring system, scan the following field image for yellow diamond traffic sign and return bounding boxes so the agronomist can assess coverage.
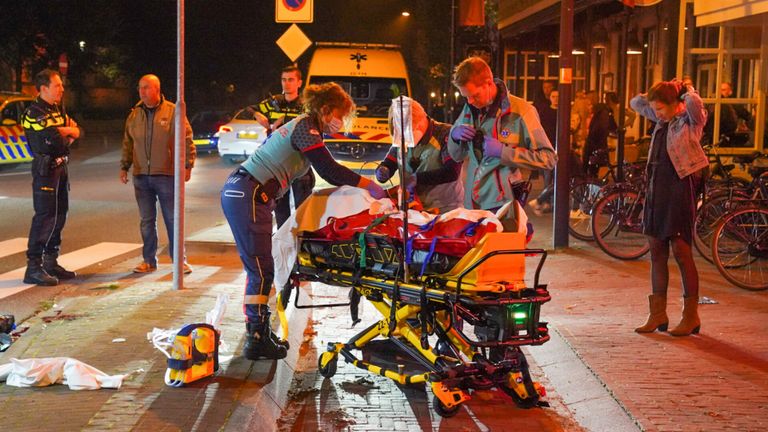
[276,24,312,62]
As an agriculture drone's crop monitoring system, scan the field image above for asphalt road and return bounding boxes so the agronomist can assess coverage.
[0,125,235,275]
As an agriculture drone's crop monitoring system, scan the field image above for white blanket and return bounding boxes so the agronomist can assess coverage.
[0,357,124,390]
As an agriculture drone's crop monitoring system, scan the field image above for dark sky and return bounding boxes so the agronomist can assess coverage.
[118,0,452,108]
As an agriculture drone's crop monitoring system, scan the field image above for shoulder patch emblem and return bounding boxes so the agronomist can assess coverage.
[500,129,510,138]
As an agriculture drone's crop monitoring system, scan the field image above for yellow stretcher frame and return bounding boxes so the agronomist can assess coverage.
[276,232,551,417]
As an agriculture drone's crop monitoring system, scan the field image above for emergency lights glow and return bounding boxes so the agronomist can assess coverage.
[218,125,233,133]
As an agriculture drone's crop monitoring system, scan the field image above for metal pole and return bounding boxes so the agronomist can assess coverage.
[398,95,410,282]
[553,0,574,248]
[616,10,631,183]
[173,0,185,290]
[448,0,456,122]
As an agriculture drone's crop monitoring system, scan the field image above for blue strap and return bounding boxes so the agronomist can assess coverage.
[419,237,441,277]
[459,219,483,237]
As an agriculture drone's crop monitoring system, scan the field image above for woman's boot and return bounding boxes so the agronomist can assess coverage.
[635,293,669,333]
[669,296,701,336]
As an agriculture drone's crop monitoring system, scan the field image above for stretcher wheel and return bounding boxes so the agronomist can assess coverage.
[433,396,461,418]
[506,389,539,409]
[318,352,338,378]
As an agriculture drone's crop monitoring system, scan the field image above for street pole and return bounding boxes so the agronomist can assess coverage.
[173,0,186,290]
[616,10,630,183]
[553,0,574,248]
[448,0,456,122]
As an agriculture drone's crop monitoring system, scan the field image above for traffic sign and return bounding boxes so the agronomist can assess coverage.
[276,0,313,23]
[276,24,312,62]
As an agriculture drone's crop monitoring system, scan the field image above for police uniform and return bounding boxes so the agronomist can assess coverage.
[257,94,315,228]
[22,96,77,283]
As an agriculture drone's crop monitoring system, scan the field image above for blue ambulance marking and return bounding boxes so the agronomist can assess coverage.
[9,135,17,143]
[5,145,16,159]
[0,149,6,160]
[15,144,25,157]
[0,135,7,145]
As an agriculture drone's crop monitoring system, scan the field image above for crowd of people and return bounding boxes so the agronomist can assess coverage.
[20,57,718,363]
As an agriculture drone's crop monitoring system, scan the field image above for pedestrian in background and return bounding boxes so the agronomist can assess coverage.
[254,65,315,228]
[221,82,385,361]
[119,74,196,274]
[630,79,708,337]
[448,57,556,212]
[583,91,617,177]
[374,98,462,213]
[22,69,81,286]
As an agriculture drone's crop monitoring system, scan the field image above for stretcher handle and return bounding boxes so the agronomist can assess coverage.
[454,249,548,301]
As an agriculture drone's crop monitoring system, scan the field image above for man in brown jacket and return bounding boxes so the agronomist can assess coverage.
[120,74,196,273]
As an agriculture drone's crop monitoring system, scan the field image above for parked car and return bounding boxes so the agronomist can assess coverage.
[189,109,231,154]
[215,105,268,163]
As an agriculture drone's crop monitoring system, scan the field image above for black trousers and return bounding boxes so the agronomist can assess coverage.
[274,170,315,228]
[27,164,69,259]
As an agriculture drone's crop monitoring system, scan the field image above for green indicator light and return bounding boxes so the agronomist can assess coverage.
[513,312,527,319]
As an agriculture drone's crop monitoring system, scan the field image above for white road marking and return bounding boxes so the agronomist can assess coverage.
[0,241,141,300]
[0,238,27,259]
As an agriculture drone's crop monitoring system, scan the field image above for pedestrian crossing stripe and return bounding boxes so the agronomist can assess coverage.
[0,125,32,164]
[0,241,142,300]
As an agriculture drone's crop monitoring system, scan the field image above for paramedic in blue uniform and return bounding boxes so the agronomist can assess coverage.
[22,69,81,286]
[222,82,387,360]
[254,65,315,228]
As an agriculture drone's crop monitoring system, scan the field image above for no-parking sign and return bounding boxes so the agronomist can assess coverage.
[276,0,313,23]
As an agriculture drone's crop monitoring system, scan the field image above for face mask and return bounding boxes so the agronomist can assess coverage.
[324,117,343,134]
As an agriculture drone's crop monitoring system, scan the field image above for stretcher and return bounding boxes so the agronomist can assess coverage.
[275,199,551,417]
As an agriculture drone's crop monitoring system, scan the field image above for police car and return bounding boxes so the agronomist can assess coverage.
[0,93,35,165]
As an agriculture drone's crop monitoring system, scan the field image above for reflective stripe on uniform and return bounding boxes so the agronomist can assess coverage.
[244,294,269,305]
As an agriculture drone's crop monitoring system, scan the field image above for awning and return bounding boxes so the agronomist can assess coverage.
[695,0,768,26]
[498,0,617,38]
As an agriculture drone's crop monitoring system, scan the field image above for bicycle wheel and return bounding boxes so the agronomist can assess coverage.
[568,179,603,241]
[711,207,768,291]
[694,193,744,262]
[592,189,650,260]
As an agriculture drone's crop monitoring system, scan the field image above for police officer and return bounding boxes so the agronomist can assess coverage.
[254,65,315,228]
[22,69,81,285]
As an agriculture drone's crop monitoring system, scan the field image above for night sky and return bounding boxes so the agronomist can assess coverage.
[62,0,451,110]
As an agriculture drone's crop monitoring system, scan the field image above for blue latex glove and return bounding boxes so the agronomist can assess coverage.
[483,136,504,158]
[365,181,387,200]
[375,165,391,183]
[451,124,476,142]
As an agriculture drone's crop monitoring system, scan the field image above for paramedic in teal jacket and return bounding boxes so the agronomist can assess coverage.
[221,82,386,361]
[448,57,557,211]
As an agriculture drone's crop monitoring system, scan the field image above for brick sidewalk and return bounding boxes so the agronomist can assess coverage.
[0,247,579,431]
[1,207,765,431]
[525,211,768,432]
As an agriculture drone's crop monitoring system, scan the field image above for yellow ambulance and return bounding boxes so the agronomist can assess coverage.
[305,43,411,164]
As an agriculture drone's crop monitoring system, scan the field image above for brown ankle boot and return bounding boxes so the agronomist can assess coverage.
[635,294,669,333]
[670,296,701,336]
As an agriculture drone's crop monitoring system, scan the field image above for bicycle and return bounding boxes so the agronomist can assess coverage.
[711,205,768,291]
[569,148,645,241]
[590,177,650,260]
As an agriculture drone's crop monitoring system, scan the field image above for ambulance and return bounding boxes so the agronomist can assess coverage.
[305,43,411,163]
[0,93,34,165]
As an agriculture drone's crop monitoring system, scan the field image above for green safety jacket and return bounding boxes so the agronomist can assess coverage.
[448,79,557,210]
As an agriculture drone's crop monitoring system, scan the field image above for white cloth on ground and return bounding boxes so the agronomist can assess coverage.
[0,357,124,390]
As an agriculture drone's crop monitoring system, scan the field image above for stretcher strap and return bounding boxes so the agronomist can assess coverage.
[406,218,438,265]
[358,214,391,268]
[419,237,441,277]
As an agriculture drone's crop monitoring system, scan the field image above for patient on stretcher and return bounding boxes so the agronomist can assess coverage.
[272,186,530,290]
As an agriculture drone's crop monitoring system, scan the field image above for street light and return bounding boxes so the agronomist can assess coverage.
[402,11,410,17]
